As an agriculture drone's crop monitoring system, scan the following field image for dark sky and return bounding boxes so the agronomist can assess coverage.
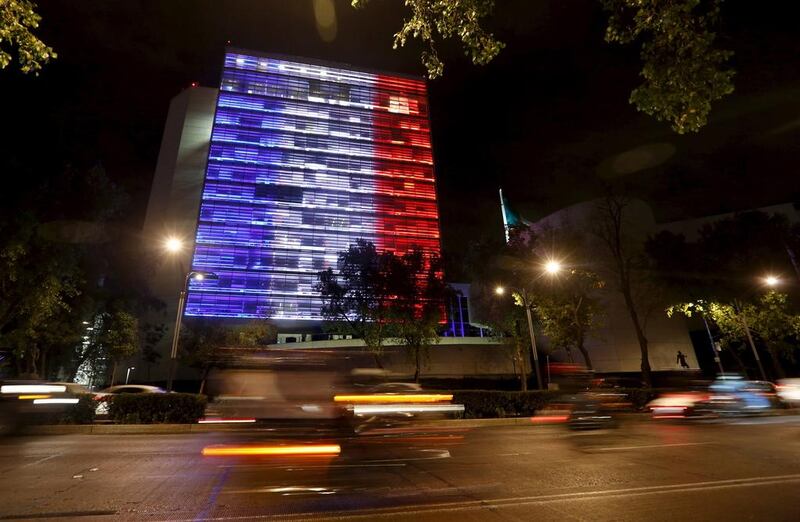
[3,0,800,268]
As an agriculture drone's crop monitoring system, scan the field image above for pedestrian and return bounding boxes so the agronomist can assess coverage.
[676,350,690,369]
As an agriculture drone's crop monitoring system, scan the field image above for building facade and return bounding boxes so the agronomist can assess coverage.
[185,49,442,321]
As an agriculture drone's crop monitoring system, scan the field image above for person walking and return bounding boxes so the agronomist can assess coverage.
[676,350,690,369]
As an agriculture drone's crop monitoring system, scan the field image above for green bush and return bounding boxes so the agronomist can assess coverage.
[60,394,97,424]
[452,388,657,418]
[108,393,206,424]
[453,390,562,418]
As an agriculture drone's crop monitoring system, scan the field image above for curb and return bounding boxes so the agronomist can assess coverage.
[22,417,541,435]
[22,410,792,435]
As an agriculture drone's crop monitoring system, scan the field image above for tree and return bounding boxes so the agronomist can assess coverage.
[353,0,734,133]
[594,195,657,386]
[389,249,450,382]
[1,0,56,74]
[181,319,276,393]
[602,0,734,134]
[470,279,530,390]
[351,0,503,79]
[141,323,166,382]
[315,239,398,352]
[647,209,800,310]
[101,310,139,386]
[534,269,604,370]
[0,213,81,377]
[668,292,800,379]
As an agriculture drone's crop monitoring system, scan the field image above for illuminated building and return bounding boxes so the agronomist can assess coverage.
[184,49,442,321]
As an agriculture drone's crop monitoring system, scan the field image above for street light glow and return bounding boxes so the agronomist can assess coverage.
[544,260,562,274]
[495,286,505,295]
[765,275,780,287]
[164,237,183,253]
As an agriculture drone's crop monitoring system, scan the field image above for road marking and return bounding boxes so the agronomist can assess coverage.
[20,453,60,468]
[174,473,800,521]
[586,441,714,452]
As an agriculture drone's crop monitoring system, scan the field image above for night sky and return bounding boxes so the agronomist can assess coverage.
[3,1,799,273]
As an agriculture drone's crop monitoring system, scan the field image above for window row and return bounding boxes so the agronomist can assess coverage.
[214,107,432,149]
[212,126,433,165]
[199,198,440,223]
[221,69,429,116]
[218,92,430,133]
[204,166,437,201]
[225,53,427,95]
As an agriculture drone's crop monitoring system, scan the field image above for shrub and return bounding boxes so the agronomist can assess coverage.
[452,390,562,418]
[452,388,657,418]
[108,393,206,424]
[60,394,97,424]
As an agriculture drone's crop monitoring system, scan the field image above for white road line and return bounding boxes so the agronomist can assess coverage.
[586,441,714,451]
[179,473,800,521]
[20,453,61,468]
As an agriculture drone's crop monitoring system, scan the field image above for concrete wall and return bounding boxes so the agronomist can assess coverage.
[271,338,526,379]
[141,86,217,381]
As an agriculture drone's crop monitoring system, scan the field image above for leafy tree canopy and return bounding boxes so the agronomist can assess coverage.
[354,0,734,133]
[0,0,55,74]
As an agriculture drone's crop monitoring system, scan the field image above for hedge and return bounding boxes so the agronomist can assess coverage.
[60,394,97,424]
[453,390,562,418]
[108,393,206,424]
[452,388,658,418]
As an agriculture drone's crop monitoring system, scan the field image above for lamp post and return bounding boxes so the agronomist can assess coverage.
[163,236,218,392]
[166,269,217,392]
[125,366,135,385]
[495,259,562,391]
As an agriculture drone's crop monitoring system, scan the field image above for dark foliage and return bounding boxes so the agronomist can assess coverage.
[108,393,206,424]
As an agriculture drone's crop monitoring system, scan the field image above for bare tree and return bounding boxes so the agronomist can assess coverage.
[594,194,656,386]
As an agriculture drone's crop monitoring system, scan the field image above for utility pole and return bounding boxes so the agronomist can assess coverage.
[739,307,767,381]
[522,291,543,390]
[700,312,724,375]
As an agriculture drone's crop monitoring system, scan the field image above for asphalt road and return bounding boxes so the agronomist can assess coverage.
[1,416,799,521]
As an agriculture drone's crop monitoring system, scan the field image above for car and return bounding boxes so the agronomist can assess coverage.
[50,382,93,395]
[96,384,166,395]
[0,380,86,434]
[776,379,800,406]
[704,376,774,416]
[93,385,167,416]
[647,391,711,419]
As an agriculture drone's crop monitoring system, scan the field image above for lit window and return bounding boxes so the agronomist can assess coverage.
[388,96,410,114]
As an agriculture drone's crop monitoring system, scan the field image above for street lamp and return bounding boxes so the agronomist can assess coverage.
[494,260,564,390]
[544,260,562,275]
[125,366,135,385]
[164,236,183,253]
[167,269,218,392]
[764,275,780,287]
[496,285,543,390]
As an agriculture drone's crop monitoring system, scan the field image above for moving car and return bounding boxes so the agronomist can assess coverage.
[94,384,166,416]
[0,380,85,434]
[647,391,711,419]
[703,376,774,416]
[776,378,800,406]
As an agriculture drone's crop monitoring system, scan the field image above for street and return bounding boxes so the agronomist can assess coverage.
[1,416,799,521]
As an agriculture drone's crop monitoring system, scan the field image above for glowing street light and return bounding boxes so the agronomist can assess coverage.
[495,286,506,295]
[764,275,780,287]
[544,260,562,275]
[164,237,183,253]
